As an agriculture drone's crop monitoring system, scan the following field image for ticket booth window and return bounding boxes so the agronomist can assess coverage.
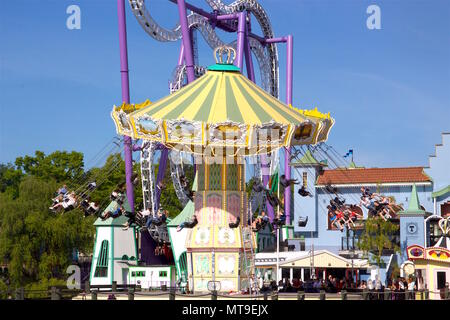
[437,271,446,289]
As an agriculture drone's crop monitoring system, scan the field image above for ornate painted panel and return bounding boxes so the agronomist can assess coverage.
[226,192,241,223]
[193,278,210,292]
[209,164,222,190]
[226,165,238,190]
[197,164,206,191]
[214,226,241,248]
[205,193,224,225]
[212,277,238,292]
[189,224,213,248]
[194,192,204,223]
[192,252,212,278]
[215,253,239,277]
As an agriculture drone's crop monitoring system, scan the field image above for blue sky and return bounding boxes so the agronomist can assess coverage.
[1,0,449,169]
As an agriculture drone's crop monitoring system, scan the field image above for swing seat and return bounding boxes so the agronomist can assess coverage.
[298,216,308,227]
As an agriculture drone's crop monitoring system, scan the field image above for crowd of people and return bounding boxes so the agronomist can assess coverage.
[248,274,433,300]
[154,240,172,261]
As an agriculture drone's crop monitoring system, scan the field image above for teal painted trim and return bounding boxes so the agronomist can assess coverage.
[207,63,240,72]
[89,228,99,283]
[110,227,114,285]
[167,228,181,279]
[282,225,294,240]
[432,185,450,198]
[133,226,138,263]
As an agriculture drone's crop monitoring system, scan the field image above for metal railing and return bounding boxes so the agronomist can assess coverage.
[2,282,449,300]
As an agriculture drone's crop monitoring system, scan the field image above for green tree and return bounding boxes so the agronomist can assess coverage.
[15,150,84,184]
[0,148,193,290]
[0,163,23,198]
[0,279,8,299]
[0,176,95,287]
[357,217,400,267]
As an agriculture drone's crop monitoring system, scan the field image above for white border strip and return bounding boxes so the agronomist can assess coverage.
[316,182,432,188]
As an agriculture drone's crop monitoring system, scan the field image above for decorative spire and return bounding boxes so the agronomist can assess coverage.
[294,150,319,165]
[399,184,425,215]
[408,184,422,212]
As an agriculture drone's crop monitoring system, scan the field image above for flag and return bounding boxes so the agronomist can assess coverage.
[343,149,353,158]
[268,166,279,194]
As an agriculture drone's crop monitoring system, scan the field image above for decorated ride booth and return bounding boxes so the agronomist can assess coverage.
[406,217,450,300]
[112,47,334,293]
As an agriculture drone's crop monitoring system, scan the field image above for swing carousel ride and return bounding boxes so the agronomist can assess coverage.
[110,0,334,292]
[47,0,407,293]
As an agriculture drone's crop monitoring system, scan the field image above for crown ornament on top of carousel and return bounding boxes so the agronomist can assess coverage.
[214,45,236,65]
[111,46,335,156]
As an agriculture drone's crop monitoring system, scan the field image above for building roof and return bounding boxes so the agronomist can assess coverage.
[167,173,198,227]
[291,150,320,166]
[94,195,133,227]
[167,200,194,227]
[316,167,432,186]
[94,214,129,227]
[255,250,369,269]
[432,185,450,198]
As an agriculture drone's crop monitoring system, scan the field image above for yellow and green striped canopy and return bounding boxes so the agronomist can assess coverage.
[131,69,309,125]
[111,64,334,154]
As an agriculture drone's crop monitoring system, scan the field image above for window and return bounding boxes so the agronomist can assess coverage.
[299,240,305,251]
[441,202,450,217]
[429,221,444,247]
[138,271,146,277]
[159,271,168,278]
[94,240,109,277]
[302,172,307,188]
[132,271,146,277]
[437,272,446,290]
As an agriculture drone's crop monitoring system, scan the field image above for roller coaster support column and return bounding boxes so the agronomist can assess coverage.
[214,12,245,70]
[177,0,196,83]
[265,35,293,225]
[118,0,135,212]
[235,12,246,70]
[244,13,256,82]
[285,35,293,225]
[178,42,185,66]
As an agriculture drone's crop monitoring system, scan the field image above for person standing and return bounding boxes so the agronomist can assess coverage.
[367,278,374,300]
[398,278,405,300]
[258,275,263,294]
[407,277,416,300]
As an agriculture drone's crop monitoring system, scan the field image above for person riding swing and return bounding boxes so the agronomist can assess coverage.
[177,215,198,232]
